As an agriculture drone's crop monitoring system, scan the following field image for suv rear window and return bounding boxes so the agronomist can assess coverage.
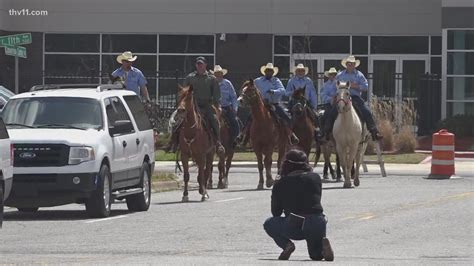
[0,118,9,139]
[123,95,152,131]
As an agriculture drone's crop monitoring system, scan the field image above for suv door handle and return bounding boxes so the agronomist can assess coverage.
[136,138,140,145]
[122,140,127,148]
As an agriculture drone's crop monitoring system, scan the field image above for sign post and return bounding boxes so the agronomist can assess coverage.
[0,33,32,94]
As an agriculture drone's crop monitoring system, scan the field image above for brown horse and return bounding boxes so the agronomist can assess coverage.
[289,87,314,157]
[237,79,288,190]
[207,115,234,189]
[176,85,215,201]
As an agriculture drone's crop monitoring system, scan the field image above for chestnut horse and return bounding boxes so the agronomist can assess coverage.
[207,115,234,189]
[289,87,314,157]
[238,79,288,190]
[176,85,216,201]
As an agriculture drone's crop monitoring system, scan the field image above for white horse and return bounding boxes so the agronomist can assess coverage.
[332,81,370,188]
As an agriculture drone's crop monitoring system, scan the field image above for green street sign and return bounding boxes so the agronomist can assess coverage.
[0,33,32,47]
[4,45,27,58]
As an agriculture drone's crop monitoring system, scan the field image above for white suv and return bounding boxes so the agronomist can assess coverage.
[0,117,13,227]
[1,84,155,218]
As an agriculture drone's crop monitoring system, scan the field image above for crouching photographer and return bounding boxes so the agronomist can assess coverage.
[263,149,334,261]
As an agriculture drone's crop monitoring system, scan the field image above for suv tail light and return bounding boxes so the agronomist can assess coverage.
[10,143,14,166]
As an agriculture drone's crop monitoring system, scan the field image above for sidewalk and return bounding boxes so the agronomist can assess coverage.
[154,158,473,177]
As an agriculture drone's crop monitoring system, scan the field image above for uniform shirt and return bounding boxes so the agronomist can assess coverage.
[336,69,368,97]
[271,171,323,217]
[286,76,318,109]
[254,76,285,104]
[184,71,221,106]
[320,79,337,104]
[112,66,147,97]
[219,79,238,112]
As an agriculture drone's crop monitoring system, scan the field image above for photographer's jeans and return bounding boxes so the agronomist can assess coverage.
[264,214,327,259]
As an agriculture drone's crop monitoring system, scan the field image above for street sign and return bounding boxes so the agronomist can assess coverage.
[4,45,27,58]
[0,33,32,47]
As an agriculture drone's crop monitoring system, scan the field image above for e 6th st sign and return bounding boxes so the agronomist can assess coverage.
[0,33,32,94]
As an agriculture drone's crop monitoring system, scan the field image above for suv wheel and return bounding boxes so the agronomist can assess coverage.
[126,162,151,212]
[17,207,39,212]
[0,183,3,228]
[86,164,112,218]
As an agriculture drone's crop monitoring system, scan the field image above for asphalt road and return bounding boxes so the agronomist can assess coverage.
[1,162,473,264]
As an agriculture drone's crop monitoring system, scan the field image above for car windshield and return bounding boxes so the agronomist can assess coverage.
[1,97,103,130]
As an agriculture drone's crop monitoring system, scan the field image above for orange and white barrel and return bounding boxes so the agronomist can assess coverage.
[428,129,455,179]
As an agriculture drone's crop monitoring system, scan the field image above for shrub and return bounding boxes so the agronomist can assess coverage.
[395,126,417,153]
[378,119,394,151]
[437,115,474,137]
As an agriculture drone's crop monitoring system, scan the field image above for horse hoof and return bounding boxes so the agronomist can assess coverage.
[265,178,274,188]
[354,179,360,187]
[257,183,264,190]
[201,194,209,201]
[343,182,352,189]
[182,196,189,202]
[217,181,225,189]
[323,174,329,180]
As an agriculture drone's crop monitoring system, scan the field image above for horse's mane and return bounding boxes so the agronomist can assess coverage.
[178,86,192,104]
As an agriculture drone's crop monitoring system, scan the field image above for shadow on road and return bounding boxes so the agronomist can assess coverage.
[258,258,316,262]
[223,188,271,193]
[3,209,130,222]
[155,200,203,205]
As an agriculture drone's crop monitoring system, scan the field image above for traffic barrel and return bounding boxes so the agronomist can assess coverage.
[426,129,455,179]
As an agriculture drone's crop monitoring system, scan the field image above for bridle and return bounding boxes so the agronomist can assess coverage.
[240,86,259,105]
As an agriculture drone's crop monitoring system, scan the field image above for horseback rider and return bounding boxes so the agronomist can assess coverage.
[165,56,225,156]
[112,51,151,102]
[322,55,383,141]
[238,63,299,145]
[286,63,323,140]
[319,67,338,138]
[212,65,240,148]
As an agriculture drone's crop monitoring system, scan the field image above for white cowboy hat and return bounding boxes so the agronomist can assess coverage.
[116,51,138,64]
[260,63,279,76]
[324,67,338,77]
[292,63,309,75]
[211,65,228,75]
[341,55,360,68]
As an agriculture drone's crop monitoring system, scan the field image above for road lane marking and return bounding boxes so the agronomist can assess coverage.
[214,197,245,203]
[341,192,474,222]
[84,215,128,224]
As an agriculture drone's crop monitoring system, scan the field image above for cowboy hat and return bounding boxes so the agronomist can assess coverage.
[260,63,279,76]
[292,63,309,75]
[324,67,338,77]
[211,65,228,75]
[116,51,137,64]
[341,55,360,68]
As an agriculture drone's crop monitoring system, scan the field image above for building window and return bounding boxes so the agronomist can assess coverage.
[448,30,474,50]
[274,56,290,85]
[44,54,100,84]
[274,35,290,54]
[431,36,442,55]
[292,36,350,54]
[352,36,368,55]
[159,35,214,54]
[447,52,474,75]
[45,34,100,53]
[102,34,157,53]
[371,36,429,54]
[444,29,474,118]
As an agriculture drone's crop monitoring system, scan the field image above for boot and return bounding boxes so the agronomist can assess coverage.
[278,242,295,260]
[370,127,383,141]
